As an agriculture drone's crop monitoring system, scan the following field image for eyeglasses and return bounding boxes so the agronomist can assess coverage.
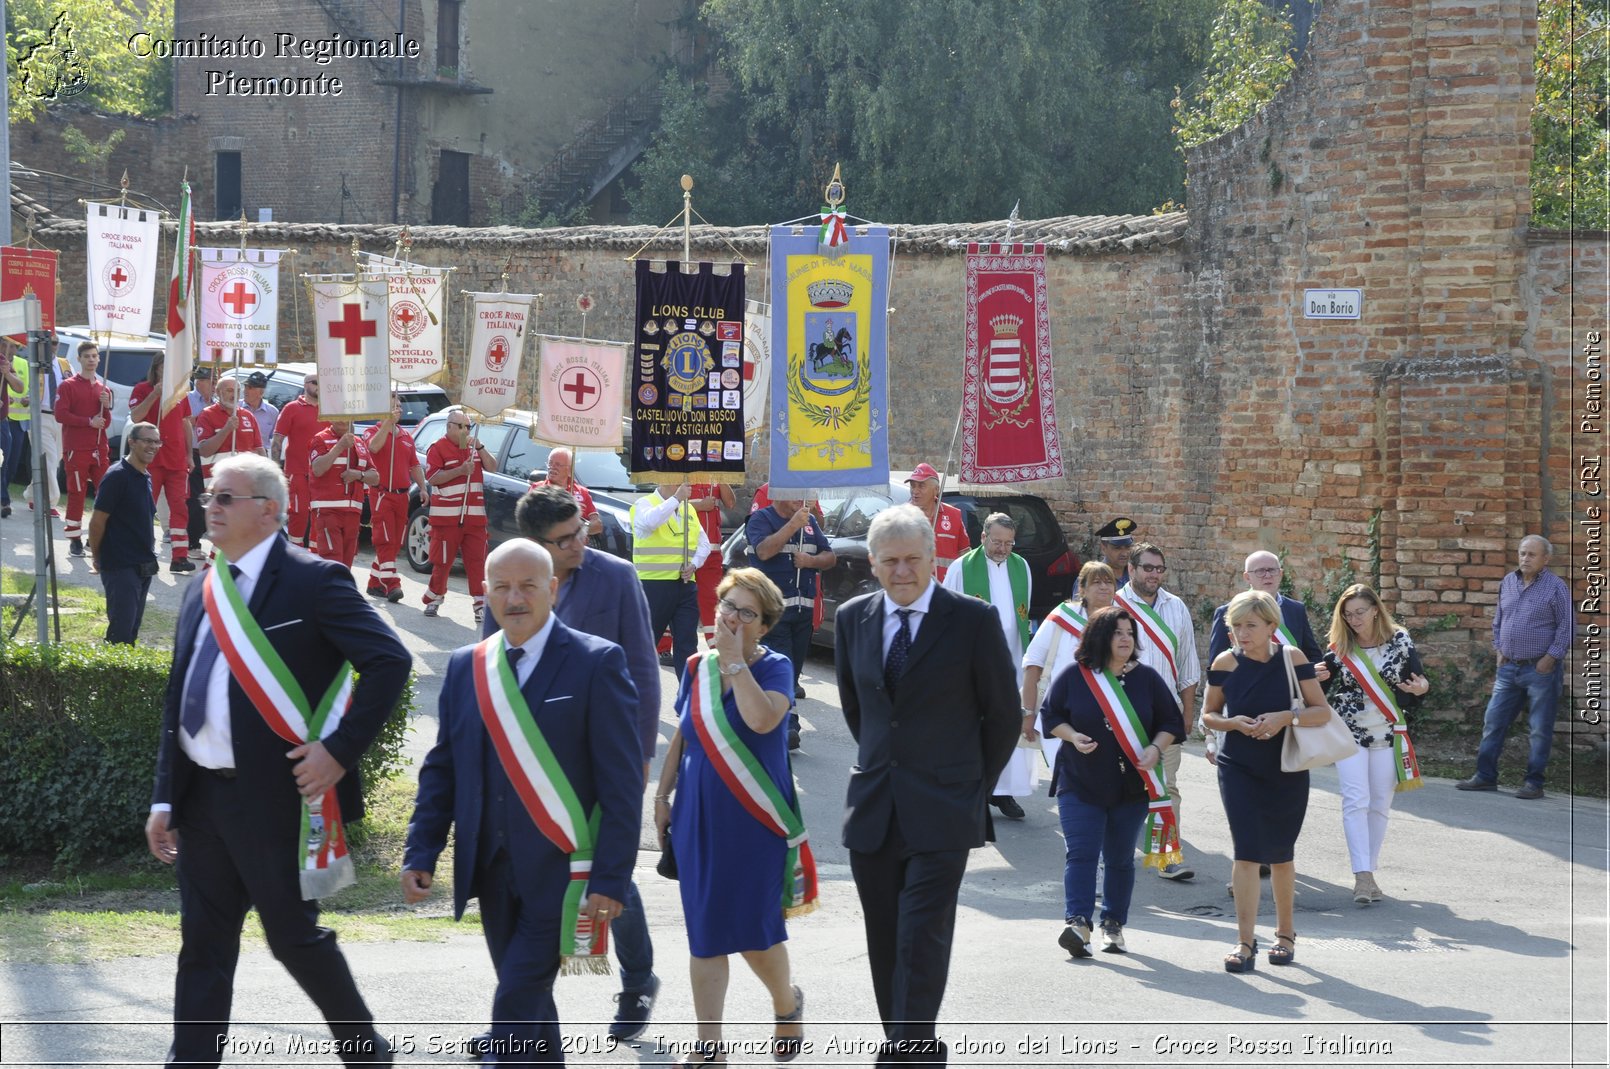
[1249,566,1281,577]
[1136,563,1167,573]
[985,538,1015,550]
[131,436,161,446]
[199,491,271,508]
[536,525,587,551]
[1343,605,1377,621]
[717,598,760,623]
[448,421,469,429]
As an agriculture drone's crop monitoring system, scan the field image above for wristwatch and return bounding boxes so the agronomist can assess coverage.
[720,661,746,676]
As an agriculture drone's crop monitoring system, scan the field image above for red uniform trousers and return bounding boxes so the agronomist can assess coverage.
[312,507,361,568]
[62,445,102,541]
[286,472,313,546]
[148,457,191,561]
[696,554,723,645]
[367,489,410,593]
[426,521,488,607]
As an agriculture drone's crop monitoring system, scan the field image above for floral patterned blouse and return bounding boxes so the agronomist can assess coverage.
[1324,629,1419,748]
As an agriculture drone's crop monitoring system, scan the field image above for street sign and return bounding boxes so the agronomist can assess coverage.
[1303,288,1362,319]
[0,295,43,336]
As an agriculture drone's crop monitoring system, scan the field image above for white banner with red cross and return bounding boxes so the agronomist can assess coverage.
[460,292,538,420]
[307,275,391,421]
[357,251,448,384]
[198,248,282,366]
[741,298,771,435]
[85,201,161,341]
[534,335,626,448]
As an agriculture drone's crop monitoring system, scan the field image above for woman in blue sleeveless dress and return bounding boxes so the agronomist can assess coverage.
[655,568,806,1066]
[1201,590,1336,973]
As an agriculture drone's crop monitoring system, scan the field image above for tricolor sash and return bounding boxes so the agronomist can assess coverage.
[472,635,610,973]
[1079,666,1181,868]
[1275,621,1300,649]
[203,557,355,900]
[687,652,819,917]
[1333,644,1424,792]
[1115,593,1179,689]
[1048,602,1087,641]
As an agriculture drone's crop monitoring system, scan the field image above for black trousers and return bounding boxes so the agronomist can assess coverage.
[848,815,969,1065]
[186,449,206,544]
[100,565,152,643]
[763,606,814,727]
[642,578,699,669]
[168,772,387,1068]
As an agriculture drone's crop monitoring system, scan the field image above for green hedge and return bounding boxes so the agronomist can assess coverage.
[0,641,414,864]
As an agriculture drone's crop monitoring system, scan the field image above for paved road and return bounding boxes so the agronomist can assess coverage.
[1,512,1606,1066]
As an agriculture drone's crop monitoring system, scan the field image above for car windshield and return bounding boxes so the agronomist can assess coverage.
[398,392,448,425]
[573,450,652,492]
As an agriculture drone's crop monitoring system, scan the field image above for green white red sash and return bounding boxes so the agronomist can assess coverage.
[203,556,355,900]
[1079,665,1181,868]
[687,651,818,917]
[1333,644,1424,792]
[1115,592,1179,689]
[1275,621,1300,648]
[1048,602,1087,641]
[472,634,610,973]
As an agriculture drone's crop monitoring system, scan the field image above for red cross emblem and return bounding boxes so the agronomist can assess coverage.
[328,303,377,356]
[110,266,128,288]
[560,368,600,411]
[104,257,135,296]
[221,280,258,318]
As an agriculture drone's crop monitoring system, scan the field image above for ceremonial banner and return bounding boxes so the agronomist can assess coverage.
[1,246,57,343]
[85,201,160,340]
[741,298,771,435]
[309,276,390,421]
[359,251,448,383]
[535,335,627,448]
[767,225,890,495]
[198,247,281,366]
[461,293,536,419]
[959,243,1065,485]
[630,260,746,484]
[161,182,196,419]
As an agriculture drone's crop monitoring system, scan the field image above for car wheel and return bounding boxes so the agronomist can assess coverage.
[406,507,432,574]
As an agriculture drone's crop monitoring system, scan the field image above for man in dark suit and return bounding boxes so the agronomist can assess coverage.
[405,539,643,1064]
[145,454,411,1068]
[834,503,1020,1066]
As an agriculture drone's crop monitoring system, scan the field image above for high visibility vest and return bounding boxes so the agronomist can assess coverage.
[629,496,697,580]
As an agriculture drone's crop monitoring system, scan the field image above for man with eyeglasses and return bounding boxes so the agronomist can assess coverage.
[1115,542,1202,881]
[942,512,1037,820]
[424,409,497,623]
[88,421,161,643]
[1206,550,1329,685]
[745,491,837,749]
[270,373,329,547]
[471,486,664,1048]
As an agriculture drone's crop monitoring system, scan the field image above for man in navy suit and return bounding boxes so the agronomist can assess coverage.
[834,504,1020,1066]
[145,454,411,1068]
[405,539,642,1064]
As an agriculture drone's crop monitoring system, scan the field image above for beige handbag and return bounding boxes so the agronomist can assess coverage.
[1277,644,1356,772]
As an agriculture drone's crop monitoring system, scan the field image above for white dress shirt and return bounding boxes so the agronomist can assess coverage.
[504,612,557,690]
[632,489,713,569]
[880,579,937,659]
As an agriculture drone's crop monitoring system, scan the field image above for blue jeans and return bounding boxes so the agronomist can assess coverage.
[612,879,655,992]
[1474,659,1564,787]
[1,418,27,504]
[1056,792,1148,926]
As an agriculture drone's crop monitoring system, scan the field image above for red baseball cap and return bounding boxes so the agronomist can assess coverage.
[904,462,941,484]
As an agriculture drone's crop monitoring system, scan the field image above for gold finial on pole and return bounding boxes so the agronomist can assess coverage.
[824,163,845,208]
[350,236,361,267]
[680,174,693,265]
[118,170,130,208]
[499,252,513,293]
[238,208,249,252]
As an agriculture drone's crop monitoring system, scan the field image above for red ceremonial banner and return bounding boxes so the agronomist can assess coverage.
[1,246,58,341]
[959,243,1064,484]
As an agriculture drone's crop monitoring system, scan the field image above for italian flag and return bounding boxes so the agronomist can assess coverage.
[160,180,195,419]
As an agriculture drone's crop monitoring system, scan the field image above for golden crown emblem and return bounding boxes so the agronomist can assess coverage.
[990,314,1023,338]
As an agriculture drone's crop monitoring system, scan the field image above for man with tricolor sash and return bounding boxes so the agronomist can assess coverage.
[145,454,411,1068]
[941,511,1037,820]
[1114,542,1202,882]
[404,539,643,1065]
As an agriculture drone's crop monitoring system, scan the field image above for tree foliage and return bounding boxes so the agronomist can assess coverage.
[6,0,173,123]
[1532,0,1608,231]
[1171,0,1295,149]
[630,0,1219,224]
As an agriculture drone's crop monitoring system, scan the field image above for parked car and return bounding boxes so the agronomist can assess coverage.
[220,363,450,431]
[53,325,167,457]
[723,481,1078,648]
[402,408,653,574]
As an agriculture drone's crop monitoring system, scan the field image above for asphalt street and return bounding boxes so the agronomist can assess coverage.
[1,511,1606,1067]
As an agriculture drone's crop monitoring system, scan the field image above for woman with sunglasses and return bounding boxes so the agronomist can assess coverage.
[655,567,809,1066]
[1323,583,1429,905]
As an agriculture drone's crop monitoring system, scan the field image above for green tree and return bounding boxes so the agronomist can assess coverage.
[1532,0,1608,231]
[1171,0,1295,149]
[6,0,173,123]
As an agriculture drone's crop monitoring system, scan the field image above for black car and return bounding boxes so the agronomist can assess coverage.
[724,481,1078,647]
[403,409,651,573]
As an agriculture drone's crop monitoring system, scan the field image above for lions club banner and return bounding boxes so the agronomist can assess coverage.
[86,201,160,341]
[359,251,447,384]
[960,243,1065,485]
[461,293,536,419]
[767,225,890,495]
[630,260,746,484]
[308,276,391,421]
[535,336,626,448]
[199,248,282,365]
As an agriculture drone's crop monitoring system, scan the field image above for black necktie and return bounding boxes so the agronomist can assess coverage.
[506,646,525,680]
[181,565,241,738]
[884,608,914,693]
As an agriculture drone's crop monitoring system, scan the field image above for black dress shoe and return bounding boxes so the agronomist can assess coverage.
[991,795,1025,819]
[794,681,806,699]
[788,728,801,750]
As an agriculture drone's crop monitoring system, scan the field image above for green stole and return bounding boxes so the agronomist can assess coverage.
[960,547,1030,648]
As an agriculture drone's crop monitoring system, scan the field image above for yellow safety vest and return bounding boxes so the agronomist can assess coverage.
[6,356,28,418]
[629,496,697,580]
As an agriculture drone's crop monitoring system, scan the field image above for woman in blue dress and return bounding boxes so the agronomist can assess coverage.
[1201,590,1336,973]
[655,568,806,1065]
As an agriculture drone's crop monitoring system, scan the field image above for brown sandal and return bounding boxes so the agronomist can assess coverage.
[1223,939,1257,973]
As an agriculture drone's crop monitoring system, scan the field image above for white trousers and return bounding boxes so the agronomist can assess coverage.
[22,417,60,508]
[1335,744,1397,874]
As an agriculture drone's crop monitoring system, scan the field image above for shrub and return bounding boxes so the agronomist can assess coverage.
[0,641,414,865]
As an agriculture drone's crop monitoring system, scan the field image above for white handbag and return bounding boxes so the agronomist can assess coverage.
[1277,644,1356,772]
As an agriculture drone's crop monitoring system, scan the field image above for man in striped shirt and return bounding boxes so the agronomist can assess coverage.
[1457,535,1575,799]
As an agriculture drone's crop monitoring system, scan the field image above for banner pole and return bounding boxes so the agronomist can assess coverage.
[681,175,693,264]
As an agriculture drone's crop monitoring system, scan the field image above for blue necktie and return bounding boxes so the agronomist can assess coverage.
[180,566,240,738]
[884,608,913,694]
[506,646,525,682]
